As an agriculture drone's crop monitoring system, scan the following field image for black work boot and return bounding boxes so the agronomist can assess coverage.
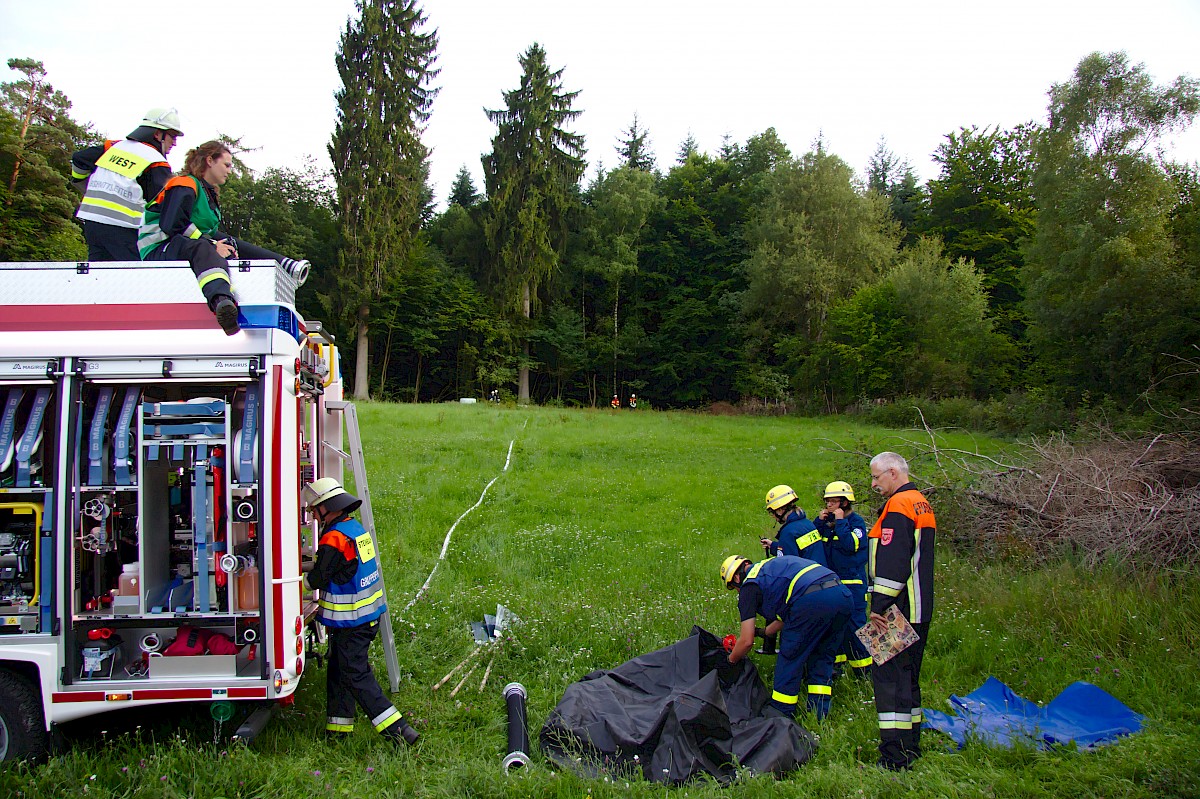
[214,296,240,335]
[384,719,419,745]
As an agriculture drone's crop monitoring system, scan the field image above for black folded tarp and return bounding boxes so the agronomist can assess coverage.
[539,626,817,785]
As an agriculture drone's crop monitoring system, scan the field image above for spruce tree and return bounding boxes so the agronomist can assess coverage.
[329,0,439,399]
[481,42,585,402]
[616,113,655,172]
[676,132,698,164]
[448,165,479,208]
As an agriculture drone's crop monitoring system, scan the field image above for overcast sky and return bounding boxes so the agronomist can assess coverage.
[3,0,1199,210]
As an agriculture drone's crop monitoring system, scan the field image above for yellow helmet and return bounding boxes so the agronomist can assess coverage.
[302,477,361,515]
[823,481,855,502]
[720,555,751,589]
[765,484,797,511]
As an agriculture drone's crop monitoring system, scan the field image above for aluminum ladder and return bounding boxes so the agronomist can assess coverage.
[322,400,401,692]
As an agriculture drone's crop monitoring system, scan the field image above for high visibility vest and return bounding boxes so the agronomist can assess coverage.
[777,511,827,565]
[868,486,936,623]
[316,518,387,628]
[139,175,221,257]
[76,139,168,229]
[745,556,833,622]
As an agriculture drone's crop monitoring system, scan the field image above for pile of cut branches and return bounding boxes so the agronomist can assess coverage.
[960,430,1200,570]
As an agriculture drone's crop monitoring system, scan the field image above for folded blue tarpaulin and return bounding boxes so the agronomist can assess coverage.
[924,677,1143,750]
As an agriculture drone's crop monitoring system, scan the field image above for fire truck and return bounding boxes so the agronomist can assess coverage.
[0,259,397,760]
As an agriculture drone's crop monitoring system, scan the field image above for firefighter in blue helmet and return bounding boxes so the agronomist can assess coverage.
[814,481,873,678]
[721,554,852,720]
[760,485,828,566]
[302,478,418,745]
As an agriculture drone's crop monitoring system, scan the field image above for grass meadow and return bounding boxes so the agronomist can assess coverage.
[3,403,1198,798]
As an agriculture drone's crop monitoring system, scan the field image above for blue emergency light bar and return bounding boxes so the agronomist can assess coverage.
[237,305,302,343]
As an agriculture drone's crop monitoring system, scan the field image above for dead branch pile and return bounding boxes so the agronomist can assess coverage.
[963,431,1200,569]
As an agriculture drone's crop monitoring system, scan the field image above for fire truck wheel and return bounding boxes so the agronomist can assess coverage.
[0,669,47,762]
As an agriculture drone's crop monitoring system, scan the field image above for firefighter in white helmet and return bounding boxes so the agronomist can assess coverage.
[71,108,184,261]
[302,477,419,745]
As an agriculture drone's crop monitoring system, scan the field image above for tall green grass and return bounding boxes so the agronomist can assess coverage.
[3,404,1197,798]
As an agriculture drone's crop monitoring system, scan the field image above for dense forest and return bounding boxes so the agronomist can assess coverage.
[2,1,1198,433]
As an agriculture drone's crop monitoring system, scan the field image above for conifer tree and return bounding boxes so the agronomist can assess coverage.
[676,132,698,164]
[616,113,655,172]
[448,165,479,208]
[329,0,439,398]
[481,43,585,402]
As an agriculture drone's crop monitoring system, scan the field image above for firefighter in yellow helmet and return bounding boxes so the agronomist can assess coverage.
[720,553,852,720]
[760,485,828,566]
[302,477,418,745]
[813,481,872,679]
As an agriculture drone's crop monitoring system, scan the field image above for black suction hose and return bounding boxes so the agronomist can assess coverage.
[502,682,531,771]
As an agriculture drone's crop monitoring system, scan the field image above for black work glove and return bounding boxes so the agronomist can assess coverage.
[754,627,766,639]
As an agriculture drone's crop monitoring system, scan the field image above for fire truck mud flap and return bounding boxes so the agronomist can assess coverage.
[231,702,277,745]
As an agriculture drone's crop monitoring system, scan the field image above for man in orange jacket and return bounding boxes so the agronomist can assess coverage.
[868,451,935,771]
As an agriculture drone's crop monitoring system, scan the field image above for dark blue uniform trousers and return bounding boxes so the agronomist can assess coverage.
[771,583,853,719]
[325,621,405,739]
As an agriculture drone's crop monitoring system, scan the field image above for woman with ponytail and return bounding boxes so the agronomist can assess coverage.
[139,140,310,335]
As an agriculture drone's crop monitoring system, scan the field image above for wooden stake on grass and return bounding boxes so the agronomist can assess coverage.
[450,662,478,697]
[478,655,495,692]
[433,647,482,691]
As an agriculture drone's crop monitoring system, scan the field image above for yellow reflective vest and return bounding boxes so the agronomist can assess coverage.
[76,139,169,229]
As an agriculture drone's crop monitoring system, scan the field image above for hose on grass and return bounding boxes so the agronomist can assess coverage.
[402,422,524,616]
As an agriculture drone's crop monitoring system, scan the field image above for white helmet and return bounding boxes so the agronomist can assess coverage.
[141,107,183,135]
[302,477,361,515]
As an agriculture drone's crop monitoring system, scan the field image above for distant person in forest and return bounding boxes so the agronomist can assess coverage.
[138,140,310,335]
[611,394,620,409]
[628,394,637,409]
[867,451,935,771]
[72,108,183,261]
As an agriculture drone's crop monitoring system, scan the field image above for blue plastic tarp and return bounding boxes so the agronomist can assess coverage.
[924,677,1143,750]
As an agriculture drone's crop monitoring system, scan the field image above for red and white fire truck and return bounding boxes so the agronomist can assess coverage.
[0,259,385,759]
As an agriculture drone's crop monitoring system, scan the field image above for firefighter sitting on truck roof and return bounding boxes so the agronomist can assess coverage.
[71,107,182,262]
[301,477,419,746]
[138,140,311,336]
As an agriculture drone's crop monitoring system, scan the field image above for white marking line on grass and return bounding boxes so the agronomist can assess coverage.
[401,422,525,615]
